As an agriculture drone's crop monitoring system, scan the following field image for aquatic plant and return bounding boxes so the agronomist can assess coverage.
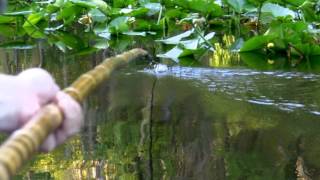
[0,0,319,67]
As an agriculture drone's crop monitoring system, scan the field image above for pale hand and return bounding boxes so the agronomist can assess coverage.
[0,68,83,151]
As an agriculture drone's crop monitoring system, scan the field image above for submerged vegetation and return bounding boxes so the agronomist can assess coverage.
[0,0,320,68]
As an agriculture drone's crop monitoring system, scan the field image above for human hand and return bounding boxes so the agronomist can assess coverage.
[0,68,83,151]
[40,91,83,152]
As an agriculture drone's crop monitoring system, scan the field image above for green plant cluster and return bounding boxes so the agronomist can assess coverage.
[0,0,319,62]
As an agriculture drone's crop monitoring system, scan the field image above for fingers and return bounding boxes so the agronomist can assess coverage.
[14,69,83,152]
[17,68,60,105]
[55,91,83,145]
[15,68,59,127]
[39,92,83,152]
[40,134,57,152]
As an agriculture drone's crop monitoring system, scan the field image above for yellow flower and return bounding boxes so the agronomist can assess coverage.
[267,59,275,64]
[267,42,274,48]
[78,14,92,25]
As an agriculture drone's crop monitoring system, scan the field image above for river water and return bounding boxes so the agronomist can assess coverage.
[0,46,320,179]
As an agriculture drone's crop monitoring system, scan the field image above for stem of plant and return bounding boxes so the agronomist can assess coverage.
[257,3,262,34]
[192,25,214,49]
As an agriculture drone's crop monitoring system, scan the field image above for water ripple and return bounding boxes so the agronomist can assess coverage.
[143,65,320,116]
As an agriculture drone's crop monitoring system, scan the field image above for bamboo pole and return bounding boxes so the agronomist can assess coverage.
[0,48,148,179]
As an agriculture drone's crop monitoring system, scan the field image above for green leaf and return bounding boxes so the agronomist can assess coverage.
[94,39,109,49]
[180,39,199,50]
[0,25,16,37]
[57,3,82,25]
[71,47,98,56]
[94,24,111,39]
[70,0,110,14]
[69,0,96,8]
[299,1,320,22]
[89,8,107,22]
[157,29,194,44]
[286,0,305,7]
[54,41,67,52]
[55,31,85,50]
[144,3,162,16]
[126,8,149,17]
[108,16,130,33]
[157,46,183,62]
[91,0,110,15]
[261,3,295,17]
[23,13,46,38]
[227,0,246,13]
[189,0,222,16]
[240,35,274,52]
[240,52,269,69]
[0,16,15,24]
[164,9,186,19]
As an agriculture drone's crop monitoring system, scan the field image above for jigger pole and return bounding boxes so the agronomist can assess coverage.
[0,48,148,179]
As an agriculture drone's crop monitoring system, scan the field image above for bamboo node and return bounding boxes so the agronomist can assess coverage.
[63,87,81,102]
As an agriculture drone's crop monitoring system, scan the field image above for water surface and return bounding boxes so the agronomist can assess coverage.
[0,45,320,179]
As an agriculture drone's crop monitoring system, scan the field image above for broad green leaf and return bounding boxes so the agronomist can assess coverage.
[180,39,199,50]
[179,56,201,66]
[108,16,130,33]
[230,38,244,51]
[89,8,107,22]
[94,24,111,39]
[157,29,194,44]
[57,3,82,24]
[0,16,15,24]
[54,0,66,7]
[157,46,183,62]
[45,4,60,13]
[54,41,67,52]
[23,13,46,38]
[165,9,186,19]
[55,31,85,49]
[71,47,98,56]
[227,0,246,13]
[286,0,305,7]
[240,52,269,69]
[240,35,274,52]
[23,13,44,27]
[131,18,162,31]
[189,0,223,16]
[261,3,295,17]
[70,0,96,8]
[70,0,110,15]
[295,44,320,56]
[0,25,16,37]
[144,3,161,16]
[94,39,109,49]
[204,32,215,40]
[299,1,320,22]
[126,8,149,17]
[91,0,110,14]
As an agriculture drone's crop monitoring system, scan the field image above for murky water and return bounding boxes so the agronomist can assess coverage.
[0,46,320,179]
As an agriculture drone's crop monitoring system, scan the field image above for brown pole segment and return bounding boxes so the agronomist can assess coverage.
[0,48,148,179]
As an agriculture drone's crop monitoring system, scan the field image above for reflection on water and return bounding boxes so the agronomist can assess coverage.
[146,65,320,116]
[0,47,320,179]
